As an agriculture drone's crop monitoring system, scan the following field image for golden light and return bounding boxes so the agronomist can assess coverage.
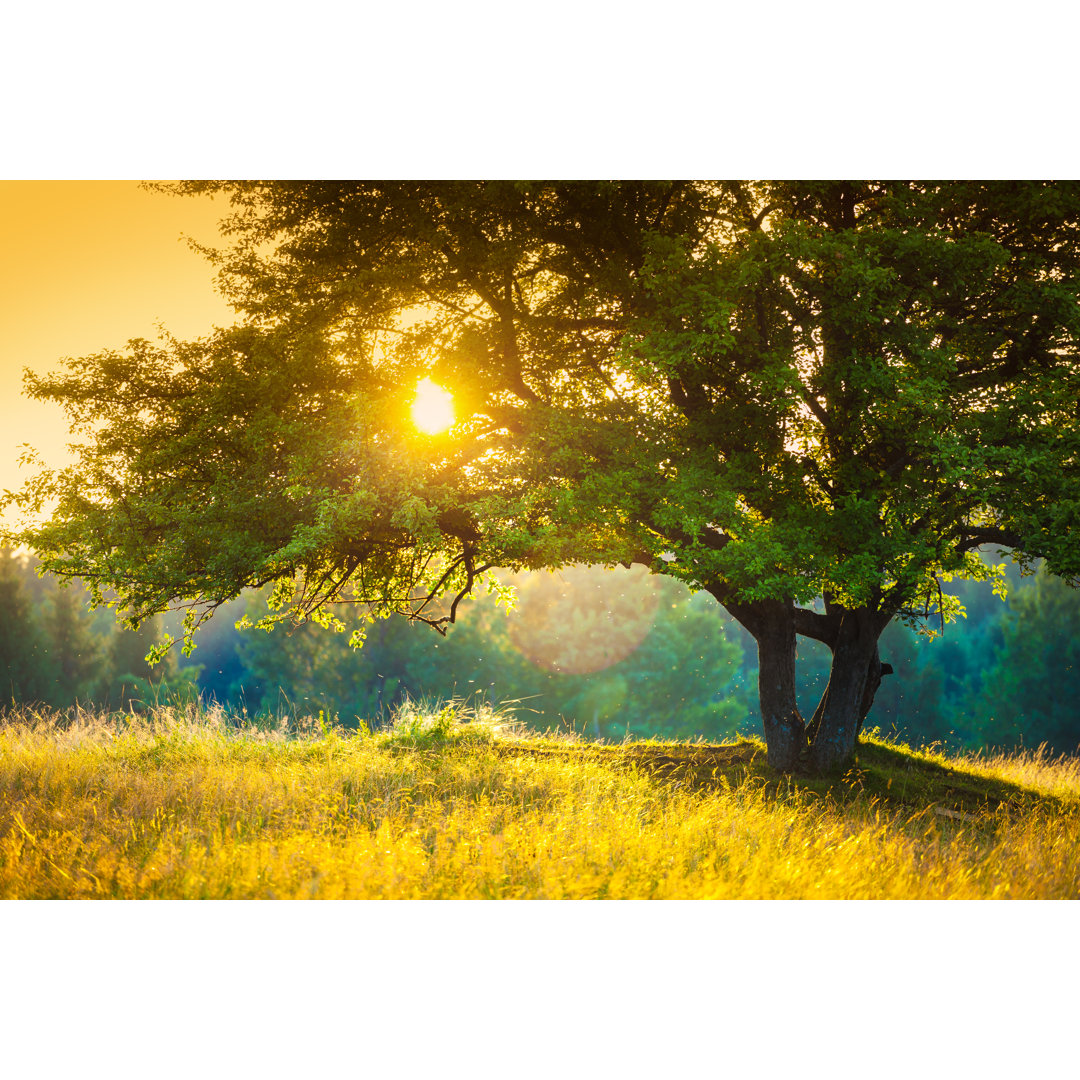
[411,377,455,434]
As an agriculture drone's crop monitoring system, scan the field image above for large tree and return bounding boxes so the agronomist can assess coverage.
[7,182,1080,771]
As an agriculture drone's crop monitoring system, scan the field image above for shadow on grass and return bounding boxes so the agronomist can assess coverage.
[494,735,1070,819]
[834,738,1068,819]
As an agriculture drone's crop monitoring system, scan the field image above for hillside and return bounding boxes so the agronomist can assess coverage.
[2,702,1078,899]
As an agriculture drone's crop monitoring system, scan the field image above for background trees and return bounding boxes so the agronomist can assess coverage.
[8,182,1080,771]
[963,569,1080,750]
[6,544,1080,756]
[0,547,51,704]
[0,548,193,709]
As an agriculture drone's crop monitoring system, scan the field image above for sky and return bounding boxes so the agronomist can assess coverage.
[0,182,234,525]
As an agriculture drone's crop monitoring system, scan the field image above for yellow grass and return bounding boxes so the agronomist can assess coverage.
[2,704,1078,899]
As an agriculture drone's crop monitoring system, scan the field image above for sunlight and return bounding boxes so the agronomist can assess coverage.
[508,565,660,675]
[411,377,455,434]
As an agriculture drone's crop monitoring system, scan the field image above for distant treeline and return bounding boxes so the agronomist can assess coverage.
[0,547,199,711]
[2,548,1078,754]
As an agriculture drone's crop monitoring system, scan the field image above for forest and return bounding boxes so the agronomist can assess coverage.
[4,544,1078,756]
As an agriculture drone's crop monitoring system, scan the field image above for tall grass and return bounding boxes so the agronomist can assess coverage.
[2,702,1078,899]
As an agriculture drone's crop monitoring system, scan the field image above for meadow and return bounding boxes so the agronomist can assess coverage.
[2,700,1079,900]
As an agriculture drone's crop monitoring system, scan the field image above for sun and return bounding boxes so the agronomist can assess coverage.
[411,377,455,434]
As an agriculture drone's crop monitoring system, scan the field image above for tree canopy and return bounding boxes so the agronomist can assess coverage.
[8,181,1080,772]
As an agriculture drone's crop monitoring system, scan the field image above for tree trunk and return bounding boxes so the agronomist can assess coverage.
[804,640,889,744]
[805,608,887,773]
[721,596,806,771]
[757,618,806,771]
[710,585,893,775]
[856,644,890,737]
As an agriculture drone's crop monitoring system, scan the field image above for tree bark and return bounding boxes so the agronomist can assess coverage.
[756,610,806,771]
[805,608,888,773]
[804,640,889,744]
[719,595,806,771]
[856,646,891,736]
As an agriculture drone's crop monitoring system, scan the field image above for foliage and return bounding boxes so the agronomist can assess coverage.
[2,703,1079,900]
[965,568,1080,753]
[235,564,752,740]
[493,567,751,740]
[0,548,194,711]
[0,548,52,704]
[40,580,104,705]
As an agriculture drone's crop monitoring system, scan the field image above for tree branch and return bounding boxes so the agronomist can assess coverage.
[954,526,1022,552]
[792,606,842,645]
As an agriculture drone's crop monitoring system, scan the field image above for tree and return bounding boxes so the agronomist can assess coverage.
[40,579,102,707]
[103,614,200,709]
[0,547,51,705]
[965,568,1080,753]
[235,590,401,722]
[7,182,1080,772]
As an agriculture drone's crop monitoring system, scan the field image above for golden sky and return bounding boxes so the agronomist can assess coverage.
[0,182,234,525]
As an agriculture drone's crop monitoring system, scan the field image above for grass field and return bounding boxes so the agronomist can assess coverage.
[2,700,1079,899]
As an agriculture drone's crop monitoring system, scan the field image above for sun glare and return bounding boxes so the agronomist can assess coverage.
[411,378,455,434]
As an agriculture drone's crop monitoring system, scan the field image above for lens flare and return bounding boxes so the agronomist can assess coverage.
[508,565,660,675]
[411,378,454,433]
